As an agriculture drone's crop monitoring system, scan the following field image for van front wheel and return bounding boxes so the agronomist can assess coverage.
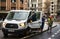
[27,27,32,33]
[3,32,8,37]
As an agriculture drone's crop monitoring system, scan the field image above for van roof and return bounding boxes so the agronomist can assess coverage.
[10,10,31,12]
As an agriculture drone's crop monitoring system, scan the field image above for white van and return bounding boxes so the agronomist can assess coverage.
[2,10,43,37]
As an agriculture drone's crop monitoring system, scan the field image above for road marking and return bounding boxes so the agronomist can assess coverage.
[59,30,60,31]
[52,29,60,38]
[52,35,55,37]
[57,31,59,34]
[48,37,51,39]
[55,33,57,35]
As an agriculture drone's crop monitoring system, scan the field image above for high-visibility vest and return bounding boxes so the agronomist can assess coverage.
[48,18,51,23]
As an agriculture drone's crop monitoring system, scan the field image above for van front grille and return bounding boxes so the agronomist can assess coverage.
[5,23,18,28]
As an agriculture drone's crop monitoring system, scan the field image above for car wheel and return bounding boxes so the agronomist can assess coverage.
[3,31,8,37]
[26,27,32,34]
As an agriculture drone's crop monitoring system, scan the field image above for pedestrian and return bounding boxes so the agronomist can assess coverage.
[40,15,45,33]
[47,15,53,32]
[27,11,37,23]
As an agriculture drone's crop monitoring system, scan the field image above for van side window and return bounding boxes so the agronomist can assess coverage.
[31,12,37,22]
[27,11,37,23]
[36,12,40,20]
[27,12,32,23]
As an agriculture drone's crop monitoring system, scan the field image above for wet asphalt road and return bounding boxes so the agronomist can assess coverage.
[0,23,60,39]
[27,23,60,39]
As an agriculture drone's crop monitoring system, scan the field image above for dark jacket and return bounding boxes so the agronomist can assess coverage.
[42,17,45,23]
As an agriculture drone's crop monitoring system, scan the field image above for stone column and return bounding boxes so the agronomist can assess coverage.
[42,0,50,14]
[23,0,28,10]
[6,0,11,10]
[0,0,1,10]
[16,0,20,10]
[36,0,38,11]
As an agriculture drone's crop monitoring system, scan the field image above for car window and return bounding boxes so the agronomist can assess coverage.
[36,12,40,20]
[27,11,41,23]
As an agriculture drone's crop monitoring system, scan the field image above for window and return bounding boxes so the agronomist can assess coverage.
[1,0,6,2]
[32,4,36,8]
[35,4,36,8]
[32,4,33,7]
[20,0,23,4]
[29,12,40,21]
[51,2,54,4]
[11,0,16,3]
[36,12,40,20]
[1,7,6,10]
[29,12,37,22]
[28,3,29,7]
[11,7,16,10]
[51,8,53,10]
[6,12,29,20]
[20,7,23,10]
[52,5,54,7]
[51,12,53,13]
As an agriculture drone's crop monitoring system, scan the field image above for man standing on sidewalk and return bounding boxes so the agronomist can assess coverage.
[40,15,45,33]
[47,15,53,32]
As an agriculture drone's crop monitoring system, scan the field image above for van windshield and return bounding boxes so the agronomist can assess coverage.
[6,12,29,20]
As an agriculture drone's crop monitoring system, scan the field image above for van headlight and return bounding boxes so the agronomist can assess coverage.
[19,23,26,26]
[2,22,7,28]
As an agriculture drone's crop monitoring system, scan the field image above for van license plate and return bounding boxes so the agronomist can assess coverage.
[8,29,14,32]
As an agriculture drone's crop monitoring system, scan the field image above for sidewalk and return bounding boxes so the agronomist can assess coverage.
[43,22,58,31]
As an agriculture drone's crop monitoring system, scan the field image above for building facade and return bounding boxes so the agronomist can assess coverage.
[28,0,42,11]
[0,0,28,19]
[0,0,28,12]
[56,0,60,21]
[50,0,57,15]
